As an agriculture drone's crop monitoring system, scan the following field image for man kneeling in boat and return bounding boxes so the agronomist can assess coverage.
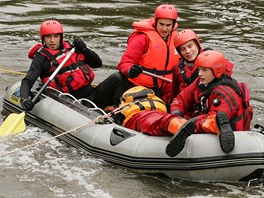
[114,50,252,157]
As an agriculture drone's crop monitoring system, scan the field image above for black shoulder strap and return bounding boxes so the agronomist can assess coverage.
[179,58,199,85]
[38,48,58,67]
[202,75,242,100]
[38,46,68,67]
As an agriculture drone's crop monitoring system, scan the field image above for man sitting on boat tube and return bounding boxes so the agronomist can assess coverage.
[114,50,252,157]
[20,20,127,111]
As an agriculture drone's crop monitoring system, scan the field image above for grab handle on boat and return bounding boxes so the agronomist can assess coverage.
[110,127,136,146]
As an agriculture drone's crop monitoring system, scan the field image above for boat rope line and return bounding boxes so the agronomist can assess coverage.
[0,69,26,75]
[0,100,139,157]
[247,176,264,187]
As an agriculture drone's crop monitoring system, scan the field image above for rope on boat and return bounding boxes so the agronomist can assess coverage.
[247,177,264,187]
[0,69,26,75]
[46,87,110,115]
[0,101,138,157]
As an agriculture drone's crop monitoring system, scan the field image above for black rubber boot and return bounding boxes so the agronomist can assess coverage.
[165,120,196,157]
[216,111,235,153]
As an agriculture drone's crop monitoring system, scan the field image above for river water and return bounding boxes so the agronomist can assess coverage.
[0,0,264,197]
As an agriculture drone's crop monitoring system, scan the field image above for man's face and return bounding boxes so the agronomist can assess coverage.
[43,33,61,49]
[198,66,216,85]
[156,18,174,38]
[178,40,200,62]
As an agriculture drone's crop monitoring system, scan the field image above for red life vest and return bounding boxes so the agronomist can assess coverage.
[28,41,95,93]
[128,18,179,88]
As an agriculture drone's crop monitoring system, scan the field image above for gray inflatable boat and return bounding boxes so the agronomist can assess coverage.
[2,81,264,183]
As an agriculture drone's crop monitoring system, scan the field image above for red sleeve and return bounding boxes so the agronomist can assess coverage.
[170,78,198,115]
[170,66,181,102]
[160,81,172,104]
[117,33,149,77]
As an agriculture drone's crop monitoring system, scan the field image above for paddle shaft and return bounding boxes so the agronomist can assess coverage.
[32,47,75,103]
[0,47,76,136]
[142,70,172,83]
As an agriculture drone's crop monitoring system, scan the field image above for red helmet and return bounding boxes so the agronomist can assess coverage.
[174,29,201,50]
[195,50,226,78]
[40,20,63,42]
[154,4,178,21]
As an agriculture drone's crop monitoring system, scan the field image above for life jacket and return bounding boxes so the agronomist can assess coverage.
[127,18,179,97]
[195,75,252,130]
[28,41,95,93]
[178,58,199,87]
[114,86,167,126]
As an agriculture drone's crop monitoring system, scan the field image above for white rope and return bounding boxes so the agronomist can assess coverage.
[0,101,138,157]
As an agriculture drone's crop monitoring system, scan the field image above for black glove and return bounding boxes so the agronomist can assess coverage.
[128,64,143,78]
[73,37,87,52]
[21,98,35,112]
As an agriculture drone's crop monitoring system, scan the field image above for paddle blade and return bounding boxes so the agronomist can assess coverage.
[0,112,26,137]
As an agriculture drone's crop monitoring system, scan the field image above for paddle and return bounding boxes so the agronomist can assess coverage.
[142,70,172,83]
[0,47,76,137]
